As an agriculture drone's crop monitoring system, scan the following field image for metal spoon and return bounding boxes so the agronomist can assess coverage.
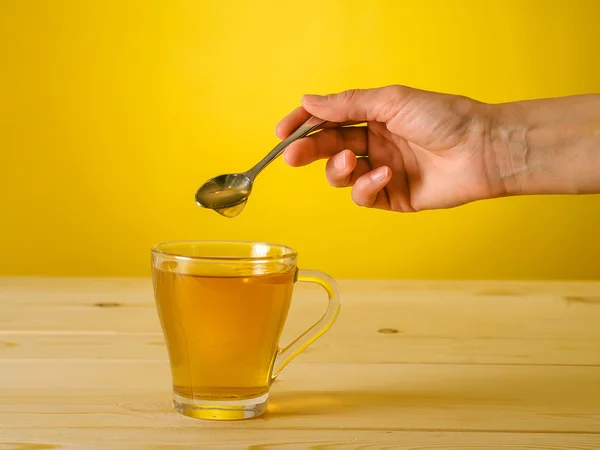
[195,115,325,217]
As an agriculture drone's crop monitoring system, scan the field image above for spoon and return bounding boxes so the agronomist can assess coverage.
[195,115,325,217]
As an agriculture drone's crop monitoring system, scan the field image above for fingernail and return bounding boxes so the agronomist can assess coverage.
[283,149,291,165]
[371,167,389,183]
[303,94,327,105]
[334,152,347,170]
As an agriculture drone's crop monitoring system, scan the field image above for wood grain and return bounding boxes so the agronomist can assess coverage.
[1,277,599,447]
[2,332,600,365]
[3,279,599,339]
[1,429,599,450]
[1,362,600,432]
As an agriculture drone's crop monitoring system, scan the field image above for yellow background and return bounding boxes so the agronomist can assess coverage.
[1,0,599,279]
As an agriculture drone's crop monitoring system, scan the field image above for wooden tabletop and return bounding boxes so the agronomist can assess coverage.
[1,277,600,449]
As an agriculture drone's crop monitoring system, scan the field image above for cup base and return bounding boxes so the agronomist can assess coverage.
[173,393,268,420]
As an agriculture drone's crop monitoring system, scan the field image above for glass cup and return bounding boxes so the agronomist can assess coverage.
[151,240,341,420]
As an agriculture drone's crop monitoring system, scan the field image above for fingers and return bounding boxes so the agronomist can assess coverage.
[325,151,371,187]
[283,126,368,167]
[275,105,363,140]
[301,85,411,124]
[276,106,311,140]
[324,151,392,209]
[276,85,410,143]
[351,166,392,209]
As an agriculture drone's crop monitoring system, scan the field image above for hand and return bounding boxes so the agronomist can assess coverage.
[276,86,502,212]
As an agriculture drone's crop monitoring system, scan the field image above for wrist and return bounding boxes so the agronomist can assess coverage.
[485,101,539,197]
[486,96,600,197]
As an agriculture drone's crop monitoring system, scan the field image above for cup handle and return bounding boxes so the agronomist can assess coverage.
[271,269,341,380]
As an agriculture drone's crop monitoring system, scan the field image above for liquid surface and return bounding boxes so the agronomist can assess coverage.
[152,267,295,401]
[208,187,249,206]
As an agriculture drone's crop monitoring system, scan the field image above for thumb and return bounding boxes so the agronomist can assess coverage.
[301,85,411,123]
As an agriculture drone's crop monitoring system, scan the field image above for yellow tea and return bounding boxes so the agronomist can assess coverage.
[152,267,295,401]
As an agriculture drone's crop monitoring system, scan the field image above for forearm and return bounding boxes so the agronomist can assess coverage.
[487,94,600,197]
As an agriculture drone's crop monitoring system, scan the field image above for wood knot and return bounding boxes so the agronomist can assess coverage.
[565,296,600,305]
[476,289,523,296]
[0,341,19,348]
[378,328,399,334]
[94,302,122,308]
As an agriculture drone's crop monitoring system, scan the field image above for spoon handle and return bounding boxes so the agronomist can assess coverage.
[245,115,325,179]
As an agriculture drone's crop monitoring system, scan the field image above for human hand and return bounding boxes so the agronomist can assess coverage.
[276,86,502,212]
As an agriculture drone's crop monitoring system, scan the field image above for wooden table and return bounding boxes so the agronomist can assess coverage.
[1,278,600,449]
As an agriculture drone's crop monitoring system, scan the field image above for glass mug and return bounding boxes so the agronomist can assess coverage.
[151,240,341,420]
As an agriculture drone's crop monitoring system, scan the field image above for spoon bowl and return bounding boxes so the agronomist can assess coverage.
[195,173,252,209]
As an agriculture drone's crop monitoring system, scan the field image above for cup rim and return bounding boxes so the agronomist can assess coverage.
[151,239,298,262]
